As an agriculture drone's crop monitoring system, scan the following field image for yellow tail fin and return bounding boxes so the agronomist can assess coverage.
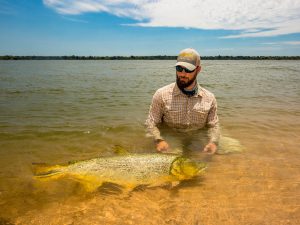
[32,163,66,180]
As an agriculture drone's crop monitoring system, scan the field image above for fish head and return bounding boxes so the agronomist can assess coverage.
[170,157,207,180]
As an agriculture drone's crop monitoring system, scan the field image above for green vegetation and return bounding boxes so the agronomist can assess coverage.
[0,55,299,60]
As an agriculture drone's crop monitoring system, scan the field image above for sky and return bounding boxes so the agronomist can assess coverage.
[0,0,300,56]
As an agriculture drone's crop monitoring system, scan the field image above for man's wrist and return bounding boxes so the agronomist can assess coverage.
[155,139,164,144]
[210,141,218,146]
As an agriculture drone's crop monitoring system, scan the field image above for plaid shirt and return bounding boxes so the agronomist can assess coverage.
[145,82,220,143]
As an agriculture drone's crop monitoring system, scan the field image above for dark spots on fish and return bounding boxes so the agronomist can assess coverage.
[136,170,151,180]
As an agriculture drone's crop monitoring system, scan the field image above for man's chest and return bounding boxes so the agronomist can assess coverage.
[161,95,212,128]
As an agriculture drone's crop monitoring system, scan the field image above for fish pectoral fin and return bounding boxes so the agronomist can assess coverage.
[70,174,103,192]
[130,184,147,192]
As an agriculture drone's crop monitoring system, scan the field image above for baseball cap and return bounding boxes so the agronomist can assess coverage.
[175,48,201,71]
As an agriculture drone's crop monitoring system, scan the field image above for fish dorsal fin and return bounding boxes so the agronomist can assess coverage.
[113,145,129,155]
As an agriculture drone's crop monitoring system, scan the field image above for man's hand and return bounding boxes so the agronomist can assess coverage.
[156,140,169,152]
[203,142,217,154]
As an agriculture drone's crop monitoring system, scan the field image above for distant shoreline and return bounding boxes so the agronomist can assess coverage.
[1,55,300,60]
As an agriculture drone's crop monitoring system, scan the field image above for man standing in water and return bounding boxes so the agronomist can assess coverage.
[145,48,220,154]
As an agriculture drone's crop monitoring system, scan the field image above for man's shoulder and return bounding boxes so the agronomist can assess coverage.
[199,86,216,100]
[155,82,176,94]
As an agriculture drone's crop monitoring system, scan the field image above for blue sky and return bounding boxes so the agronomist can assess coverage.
[0,0,300,56]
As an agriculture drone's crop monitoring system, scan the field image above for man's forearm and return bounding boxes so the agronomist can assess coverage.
[145,123,163,141]
[208,123,220,144]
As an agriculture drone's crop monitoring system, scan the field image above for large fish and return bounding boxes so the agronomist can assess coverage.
[33,153,206,192]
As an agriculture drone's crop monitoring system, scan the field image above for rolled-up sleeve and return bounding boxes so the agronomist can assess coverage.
[206,96,220,144]
[145,90,164,140]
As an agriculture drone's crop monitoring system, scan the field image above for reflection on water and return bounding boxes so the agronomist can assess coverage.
[0,60,299,224]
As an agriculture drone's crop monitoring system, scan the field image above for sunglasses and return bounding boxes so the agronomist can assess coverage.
[176,65,196,73]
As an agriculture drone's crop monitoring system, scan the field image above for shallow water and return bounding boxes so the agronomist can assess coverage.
[0,60,299,224]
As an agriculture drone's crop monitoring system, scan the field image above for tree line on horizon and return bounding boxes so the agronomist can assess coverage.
[0,55,299,60]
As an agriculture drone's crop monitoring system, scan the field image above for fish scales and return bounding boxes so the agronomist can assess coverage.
[66,154,177,183]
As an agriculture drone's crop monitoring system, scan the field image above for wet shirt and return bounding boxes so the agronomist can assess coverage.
[145,82,220,143]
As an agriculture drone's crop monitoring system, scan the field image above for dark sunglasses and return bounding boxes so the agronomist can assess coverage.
[176,65,196,73]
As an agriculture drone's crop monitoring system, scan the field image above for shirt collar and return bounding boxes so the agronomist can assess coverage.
[174,82,203,97]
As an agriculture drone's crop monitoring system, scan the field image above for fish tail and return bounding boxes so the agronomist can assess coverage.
[32,163,66,180]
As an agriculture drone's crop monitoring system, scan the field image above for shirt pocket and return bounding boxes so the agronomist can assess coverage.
[190,109,208,126]
[164,110,181,125]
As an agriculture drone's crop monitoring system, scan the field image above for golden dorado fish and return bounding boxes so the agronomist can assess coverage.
[33,153,206,192]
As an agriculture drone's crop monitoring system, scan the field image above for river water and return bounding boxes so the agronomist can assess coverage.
[0,60,299,224]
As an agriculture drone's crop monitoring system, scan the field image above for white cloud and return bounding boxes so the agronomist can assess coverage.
[61,16,88,23]
[43,0,300,38]
[262,41,300,46]
[283,41,300,45]
[43,0,108,14]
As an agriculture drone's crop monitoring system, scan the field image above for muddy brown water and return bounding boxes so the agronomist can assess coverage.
[0,60,299,224]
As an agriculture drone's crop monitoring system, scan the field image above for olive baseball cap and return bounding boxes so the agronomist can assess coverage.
[175,48,201,71]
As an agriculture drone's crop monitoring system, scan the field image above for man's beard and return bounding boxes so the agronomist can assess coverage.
[176,73,197,90]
